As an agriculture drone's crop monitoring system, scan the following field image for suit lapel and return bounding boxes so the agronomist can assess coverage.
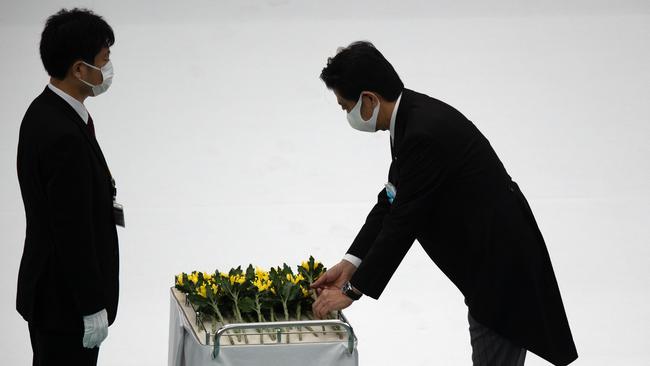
[42,87,111,175]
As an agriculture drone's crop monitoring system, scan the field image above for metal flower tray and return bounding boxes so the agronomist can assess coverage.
[171,288,357,359]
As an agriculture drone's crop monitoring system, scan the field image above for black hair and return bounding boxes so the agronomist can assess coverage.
[40,8,115,79]
[320,41,403,102]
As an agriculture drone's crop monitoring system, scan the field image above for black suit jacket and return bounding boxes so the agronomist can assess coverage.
[16,87,119,333]
[348,89,577,365]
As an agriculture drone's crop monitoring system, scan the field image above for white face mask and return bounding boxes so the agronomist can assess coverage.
[79,61,113,96]
[347,92,380,133]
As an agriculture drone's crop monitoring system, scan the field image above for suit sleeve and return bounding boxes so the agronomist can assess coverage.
[44,134,106,316]
[350,136,448,299]
[346,186,391,259]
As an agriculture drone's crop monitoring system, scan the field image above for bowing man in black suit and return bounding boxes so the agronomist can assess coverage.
[16,9,121,366]
[312,42,577,366]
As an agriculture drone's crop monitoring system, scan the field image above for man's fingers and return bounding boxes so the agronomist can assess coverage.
[313,292,327,319]
[312,262,345,289]
[311,271,329,288]
[312,299,322,319]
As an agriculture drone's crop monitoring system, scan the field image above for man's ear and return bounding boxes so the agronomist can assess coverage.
[364,92,381,109]
[69,60,85,79]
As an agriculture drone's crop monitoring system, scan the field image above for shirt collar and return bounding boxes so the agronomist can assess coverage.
[389,92,403,143]
[47,83,89,124]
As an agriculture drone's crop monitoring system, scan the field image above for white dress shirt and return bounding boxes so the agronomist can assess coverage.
[389,92,402,144]
[343,92,403,269]
[48,83,89,124]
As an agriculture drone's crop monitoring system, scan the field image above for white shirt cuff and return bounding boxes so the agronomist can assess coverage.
[343,254,362,268]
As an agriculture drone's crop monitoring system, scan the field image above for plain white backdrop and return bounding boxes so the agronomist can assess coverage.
[1,1,649,365]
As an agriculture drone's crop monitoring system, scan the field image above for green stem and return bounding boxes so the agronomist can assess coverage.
[268,307,278,341]
[233,302,249,344]
[282,300,291,343]
[231,302,243,342]
[296,302,303,341]
[307,312,327,335]
[211,304,234,345]
[254,295,264,344]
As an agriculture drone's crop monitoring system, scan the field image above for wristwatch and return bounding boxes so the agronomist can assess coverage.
[341,281,362,301]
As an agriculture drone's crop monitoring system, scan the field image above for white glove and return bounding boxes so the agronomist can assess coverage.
[82,309,109,349]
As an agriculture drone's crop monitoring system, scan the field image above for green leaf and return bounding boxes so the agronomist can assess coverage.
[245,264,255,280]
[238,297,256,313]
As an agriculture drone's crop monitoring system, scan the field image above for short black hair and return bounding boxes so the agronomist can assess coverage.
[40,8,115,79]
[320,41,403,102]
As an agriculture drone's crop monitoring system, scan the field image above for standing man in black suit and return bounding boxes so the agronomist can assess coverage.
[16,8,122,366]
[312,42,578,366]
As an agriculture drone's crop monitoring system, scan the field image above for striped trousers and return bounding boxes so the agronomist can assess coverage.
[468,312,527,366]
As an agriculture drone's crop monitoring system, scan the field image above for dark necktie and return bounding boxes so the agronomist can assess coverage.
[87,115,96,138]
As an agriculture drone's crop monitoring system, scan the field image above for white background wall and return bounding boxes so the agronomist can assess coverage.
[1,1,648,365]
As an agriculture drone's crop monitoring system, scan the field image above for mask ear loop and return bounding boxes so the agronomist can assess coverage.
[78,68,98,89]
[82,61,101,71]
[78,62,104,88]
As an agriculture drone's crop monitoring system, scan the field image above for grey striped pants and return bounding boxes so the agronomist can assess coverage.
[468,312,526,366]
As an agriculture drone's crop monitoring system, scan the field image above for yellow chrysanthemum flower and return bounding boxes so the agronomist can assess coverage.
[211,284,218,295]
[301,286,309,298]
[255,267,269,278]
[188,272,199,285]
[198,284,207,298]
[285,273,305,285]
[229,274,245,285]
[176,274,184,286]
[301,261,310,270]
[252,276,272,292]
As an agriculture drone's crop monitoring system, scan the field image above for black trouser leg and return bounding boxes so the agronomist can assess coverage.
[468,312,526,366]
[28,323,99,366]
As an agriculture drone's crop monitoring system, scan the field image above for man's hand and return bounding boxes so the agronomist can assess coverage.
[312,288,354,319]
[311,259,357,293]
[82,309,108,349]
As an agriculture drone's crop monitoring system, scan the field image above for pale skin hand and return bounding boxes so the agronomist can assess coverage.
[311,260,358,319]
[312,288,353,319]
[311,260,357,291]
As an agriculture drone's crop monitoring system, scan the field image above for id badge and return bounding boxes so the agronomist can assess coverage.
[113,202,125,227]
[385,182,397,204]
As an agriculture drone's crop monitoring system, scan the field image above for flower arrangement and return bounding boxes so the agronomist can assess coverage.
[174,256,327,343]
